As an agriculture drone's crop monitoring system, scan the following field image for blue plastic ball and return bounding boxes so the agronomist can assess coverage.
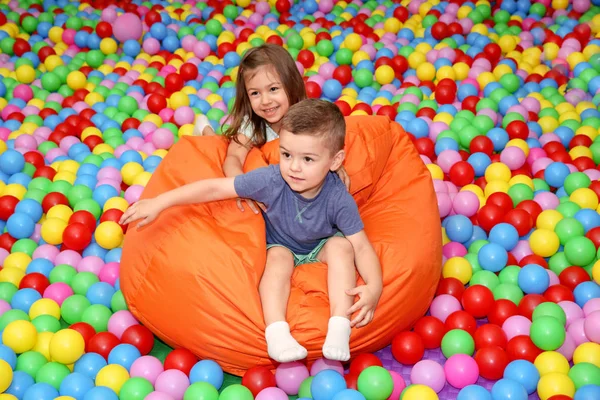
[311,370,347,400]
[544,162,570,188]
[518,264,550,295]
[82,386,118,400]
[23,383,59,400]
[457,385,492,400]
[6,212,36,239]
[107,344,141,371]
[478,243,509,273]
[490,379,528,400]
[0,344,17,369]
[488,223,519,251]
[573,281,600,308]
[189,359,224,390]
[59,372,95,400]
[0,149,25,175]
[74,353,107,381]
[503,360,540,395]
[5,370,35,398]
[574,384,600,400]
[85,282,115,308]
[445,215,474,244]
[10,288,42,314]
[331,389,366,400]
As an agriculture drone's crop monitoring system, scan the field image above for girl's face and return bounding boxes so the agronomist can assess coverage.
[244,65,290,133]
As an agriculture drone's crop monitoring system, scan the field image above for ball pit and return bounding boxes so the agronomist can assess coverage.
[0,0,599,399]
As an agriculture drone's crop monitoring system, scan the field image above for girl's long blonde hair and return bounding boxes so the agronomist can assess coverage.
[222,44,307,147]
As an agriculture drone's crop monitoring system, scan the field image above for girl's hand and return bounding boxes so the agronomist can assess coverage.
[236,198,266,214]
[345,283,382,328]
[335,166,351,191]
[119,199,164,228]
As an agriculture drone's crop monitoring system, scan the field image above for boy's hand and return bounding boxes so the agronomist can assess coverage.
[335,166,351,191]
[236,198,266,214]
[345,283,382,328]
[119,199,164,228]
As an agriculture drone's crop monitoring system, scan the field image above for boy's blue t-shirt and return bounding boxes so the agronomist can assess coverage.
[234,165,364,255]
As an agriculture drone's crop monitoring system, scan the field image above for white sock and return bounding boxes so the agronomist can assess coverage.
[323,316,351,361]
[193,114,211,136]
[265,321,307,363]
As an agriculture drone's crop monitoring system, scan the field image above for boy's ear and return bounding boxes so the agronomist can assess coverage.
[330,149,345,171]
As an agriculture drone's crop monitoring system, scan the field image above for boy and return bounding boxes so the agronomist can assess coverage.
[119,99,383,363]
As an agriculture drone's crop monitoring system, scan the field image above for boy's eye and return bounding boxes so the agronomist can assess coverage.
[282,152,291,158]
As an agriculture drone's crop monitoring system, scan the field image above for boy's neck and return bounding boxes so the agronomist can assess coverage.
[292,175,329,200]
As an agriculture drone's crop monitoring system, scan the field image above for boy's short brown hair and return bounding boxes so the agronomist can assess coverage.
[281,99,346,153]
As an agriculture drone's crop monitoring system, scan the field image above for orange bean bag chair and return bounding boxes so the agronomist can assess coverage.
[120,115,442,376]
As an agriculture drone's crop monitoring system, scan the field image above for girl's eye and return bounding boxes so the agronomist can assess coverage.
[270,87,278,92]
[250,91,259,96]
[304,157,313,162]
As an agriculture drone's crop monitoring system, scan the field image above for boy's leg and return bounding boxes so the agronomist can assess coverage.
[260,246,307,363]
[316,236,356,361]
[193,115,216,136]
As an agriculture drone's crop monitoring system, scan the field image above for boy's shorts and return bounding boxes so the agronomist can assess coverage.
[267,232,344,267]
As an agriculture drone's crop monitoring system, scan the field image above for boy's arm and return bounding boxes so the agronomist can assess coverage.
[119,177,238,227]
[345,230,383,327]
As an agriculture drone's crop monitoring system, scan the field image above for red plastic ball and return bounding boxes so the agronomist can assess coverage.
[68,210,97,234]
[544,284,575,303]
[333,65,353,85]
[436,277,465,301]
[297,49,315,69]
[449,161,475,187]
[121,325,155,355]
[469,135,494,155]
[413,138,435,160]
[516,200,543,224]
[88,332,120,360]
[434,84,455,104]
[586,227,600,249]
[305,81,322,99]
[69,322,96,352]
[375,105,397,121]
[461,285,495,318]
[483,43,502,62]
[164,73,184,93]
[349,353,383,376]
[62,223,93,251]
[573,156,596,172]
[0,233,17,252]
[589,181,600,200]
[559,266,591,290]
[179,63,199,81]
[334,100,352,116]
[488,299,519,326]
[391,331,425,365]
[242,366,277,397]
[474,324,508,350]
[518,294,546,320]
[0,195,19,221]
[487,192,513,213]
[413,316,446,349]
[164,348,198,375]
[19,272,50,295]
[41,192,69,214]
[445,311,477,336]
[547,396,573,400]
[506,335,542,363]
[503,208,534,237]
[393,6,409,22]
[477,204,505,232]
[506,120,529,140]
[96,21,113,38]
[431,22,449,40]
[24,151,45,169]
[147,93,167,114]
[519,254,548,268]
[475,346,509,380]
[344,371,359,390]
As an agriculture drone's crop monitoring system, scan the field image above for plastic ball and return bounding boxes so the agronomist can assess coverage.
[49,329,85,365]
[2,320,37,354]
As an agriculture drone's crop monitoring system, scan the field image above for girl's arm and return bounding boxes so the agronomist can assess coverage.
[119,177,238,227]
[223,134,253,178]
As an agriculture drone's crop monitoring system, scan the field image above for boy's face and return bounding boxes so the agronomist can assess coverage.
[278,129,344,199]
[245,65,290,133]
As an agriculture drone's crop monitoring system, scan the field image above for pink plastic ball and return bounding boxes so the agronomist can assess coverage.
[13,84,33,102]
[14,134,38,151]
[143,38,161,55]
[319,0,334,12]
[154,369,190,400]
[0,248,8,265]
[429,294,462,323]
[99,262,120,286]
[124,185,144,204]
[193,41,210,59]
[502,315,532,341]
[444,354,479,389]
[43,283,73,306]
[500,147,526,170]
[0,299,11,315]
[130,356,165,386]
[77,256,105,275]
[55,250,83,268]
[437,150,462,174]
[547,270,560,286]
[98,166,122,183]
[443,243,467,259]
[534,192,559,210]
[410,360,446,393]
[275,361,309,395]
[558,301,584,328]
[583,298,600,316]
[108,310,139,340]
[567,318,589,346]
[256,387,289,400]
[387,370,406,400]
[113,13,143,42]
[101,8,118,23]
[557,332,576,361]
[584,311,600,343]
[32,244,59,262]
[173,107,195,126]
[452,191,480,217]
[144,392,174,400]
[309,358,344,376]
[152,128,174,149]
[437,192,453,218]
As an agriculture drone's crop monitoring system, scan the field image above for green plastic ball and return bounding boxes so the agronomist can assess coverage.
[298,377,314,398]
[554,218,585,245]
[11,239,37,256]
[119,377,155,400]
[183,382,219,400]
[530,316,566,351]
[16,351,48,379]
[564,172,591,195]
[35,361,70,390]
[60,295,91,325]
[49,264,77,285]
[492,283,524,305]
[464,253,483,276]
[0,309,29,331]
[0,282,18,303]
[564,236,596,267]
[81,304,112,333]
[110,290,128,312]
[354,69,374,88]
[469,270,500,290]
[508,183,534,207]
[31,315,61,333]
[357,366,394,400]
[568,362,600,389]
[532,302,567,325]
[441,329,475,358]
[498,266,520,286]
[71,272,100,296]
[218,384,254,400]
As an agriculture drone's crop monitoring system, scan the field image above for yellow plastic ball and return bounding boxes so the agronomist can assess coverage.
[33,331,54,361]
[593,260,600,286]
[351,50,370,66]
[53,171,76,185]
[55,397,76,400]
[538,116,559,133]
[485,163,511,182]
[375,65,395,85]
[484,180,510,197]
[15,64,36,84]
[41,217,68,245]
[570,187,599,209]
[537,372,575,400]
[103,197,129,213]
[426,164,444,180]
[0,395,18,400]
[29,298,61,320]
[569,146,593,160]
[506,138,530,157]
[59,159,80,175]
[121,162,144,186]
[534,351,570,376]
[573,342,600,367]
[66,71,87,90]
[169,91,190,108]
[49,329,85,365]
[0,360,12,393]
[47,204,74,222]
[408,51,427,70]
[383,17,402,34]
[509,176,534,190]
[3,252,31,272]
[416,62,436,82]
[95,364,130,395]
[461,184,485,198]
[0,267,25,287]
[536,210,564,230]
[344,33,362,52]
[132,171,152,187]
[442,257,473,284]
[3,183,26,200]
[436,65,456,81]
[453,62,470,80]
[401,384,439,400]
[529,229,560,258]
[476,71,496,89]
[95,221,124,250]
[2,320,37,354]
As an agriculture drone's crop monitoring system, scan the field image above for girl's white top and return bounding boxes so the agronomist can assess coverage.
[240,116,279,143]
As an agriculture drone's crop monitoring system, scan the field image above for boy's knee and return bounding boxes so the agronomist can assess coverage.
[325,237,354,257]
[267,246,294,263]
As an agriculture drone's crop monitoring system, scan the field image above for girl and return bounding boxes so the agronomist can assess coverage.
[193,44,350,212]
